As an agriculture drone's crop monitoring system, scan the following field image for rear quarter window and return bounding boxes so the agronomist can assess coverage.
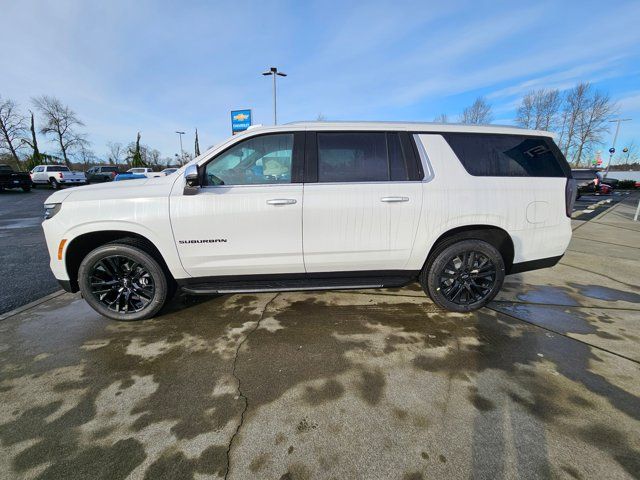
[442,133,569,178]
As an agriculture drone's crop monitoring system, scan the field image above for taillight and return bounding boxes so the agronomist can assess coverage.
[565,178,576,217]
[58,172,64,178]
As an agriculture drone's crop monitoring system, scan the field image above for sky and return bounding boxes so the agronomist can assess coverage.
[2,0,640,163]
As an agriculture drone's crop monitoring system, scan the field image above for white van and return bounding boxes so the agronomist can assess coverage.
[42,122,575,320]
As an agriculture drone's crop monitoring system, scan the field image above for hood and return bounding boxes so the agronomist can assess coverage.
[45,175,180,203]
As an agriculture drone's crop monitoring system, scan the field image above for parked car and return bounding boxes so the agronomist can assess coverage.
[161,168,179,176]
[31,165,86,189]
[571,169,611,198]
[42,122,574,321]
[0,164,32,192]
[114,167,164,181]
[86,166,120,183]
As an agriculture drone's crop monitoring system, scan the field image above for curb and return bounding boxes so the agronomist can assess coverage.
[0,290,66,321]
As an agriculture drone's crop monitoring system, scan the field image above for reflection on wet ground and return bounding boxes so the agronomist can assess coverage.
[0,283,638,480]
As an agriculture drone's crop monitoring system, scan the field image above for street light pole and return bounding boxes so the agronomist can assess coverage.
[175,131,185,165]
[262,67,287,125]
[604,118,631,177]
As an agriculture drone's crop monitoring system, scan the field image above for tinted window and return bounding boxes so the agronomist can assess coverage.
[205,134,293,185]
[317,132,408,182]
[48,166,70,172]
[102,167,118,172]
[571,170,597,180]
[443,134,568,177]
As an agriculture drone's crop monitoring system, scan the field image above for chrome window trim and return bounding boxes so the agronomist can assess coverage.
[412,134,435,183]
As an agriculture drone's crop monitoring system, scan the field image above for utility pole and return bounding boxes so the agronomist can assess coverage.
[262,67,287,125]
[604,118,631,177]
[175,131,185,165]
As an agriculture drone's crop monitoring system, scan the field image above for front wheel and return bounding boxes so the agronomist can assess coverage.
[78,243,169,321]
[420,239,505,312]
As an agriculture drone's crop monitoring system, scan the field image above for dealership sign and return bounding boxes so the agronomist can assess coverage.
[231,109,252,135]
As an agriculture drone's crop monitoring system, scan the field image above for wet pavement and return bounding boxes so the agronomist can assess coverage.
[0,195,639,480]
[0,188,60,314]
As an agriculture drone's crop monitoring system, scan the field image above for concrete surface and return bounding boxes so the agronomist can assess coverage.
[0,195,639,480]
[0,188,59,314]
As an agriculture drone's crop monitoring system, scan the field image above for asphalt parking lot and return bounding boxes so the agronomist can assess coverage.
[0,193,638,479]
[0,188,59,314]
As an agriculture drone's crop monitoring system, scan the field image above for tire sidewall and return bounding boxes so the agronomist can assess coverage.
[78,244,168,321]
[425,239,505,312]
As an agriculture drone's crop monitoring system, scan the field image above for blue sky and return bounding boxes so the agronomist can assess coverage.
[2,0,640,162]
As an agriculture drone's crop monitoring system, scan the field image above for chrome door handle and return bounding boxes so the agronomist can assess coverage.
[380,196,409,203]
[266,198,297,205]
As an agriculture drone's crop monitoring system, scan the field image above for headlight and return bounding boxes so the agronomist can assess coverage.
[44,203,62,220]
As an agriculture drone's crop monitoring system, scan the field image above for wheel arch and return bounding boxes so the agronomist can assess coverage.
[65,230,175,292]
[424,225,515,274]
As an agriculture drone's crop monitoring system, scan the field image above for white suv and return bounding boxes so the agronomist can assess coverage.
[42,122,575,320]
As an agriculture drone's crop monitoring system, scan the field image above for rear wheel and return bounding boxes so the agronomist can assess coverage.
[420,239,505,312]
[78,243,169,321]
[50,178,60,190]
[22,185,31,192]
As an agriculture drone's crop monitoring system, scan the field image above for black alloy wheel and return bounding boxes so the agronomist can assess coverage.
[78,242,170,321]
[438,250,496,305]
[89,255,155,314]
[421,238,505,312]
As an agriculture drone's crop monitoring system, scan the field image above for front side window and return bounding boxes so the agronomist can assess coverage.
[317,132,409,183]
[205,134,293,185]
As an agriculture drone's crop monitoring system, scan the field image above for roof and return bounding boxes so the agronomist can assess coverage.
[241,121,552,137]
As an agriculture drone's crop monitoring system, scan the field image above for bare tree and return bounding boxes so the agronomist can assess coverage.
[77,143,97,169]
[433,113,449,123]
[621,141,638,165]
[147,148,162,167]
[460,97,493,124]
[106,142,124,165]
[557,83,616,166]
[515,89,561,131]
[32,95,87,168]
[0,96,26,166]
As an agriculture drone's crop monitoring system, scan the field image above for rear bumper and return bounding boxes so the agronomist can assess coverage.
[509,254,563,275]
[0,179,31,188]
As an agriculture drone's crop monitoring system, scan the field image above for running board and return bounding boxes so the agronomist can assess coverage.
[179,273,416,296]
[182,284,382,295]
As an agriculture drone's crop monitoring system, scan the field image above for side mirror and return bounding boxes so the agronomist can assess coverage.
[183,164,200,195]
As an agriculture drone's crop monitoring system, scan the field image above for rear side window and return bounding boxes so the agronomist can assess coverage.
[47,166,70,172]
[443,133,569,177]
[317,132,409,182]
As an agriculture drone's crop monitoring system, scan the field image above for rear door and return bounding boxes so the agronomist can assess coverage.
[302,131,423,272]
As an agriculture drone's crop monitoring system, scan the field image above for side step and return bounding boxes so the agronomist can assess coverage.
[180,275,412,295]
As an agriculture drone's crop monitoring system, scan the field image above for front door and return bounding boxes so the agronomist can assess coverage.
[171,132,305,278]
[303,131,423,273]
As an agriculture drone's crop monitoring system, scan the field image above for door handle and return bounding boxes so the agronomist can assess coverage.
[266,198,297,205]
[380,196,409,203]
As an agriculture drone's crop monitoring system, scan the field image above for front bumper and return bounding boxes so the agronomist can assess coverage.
[57,279,78,293]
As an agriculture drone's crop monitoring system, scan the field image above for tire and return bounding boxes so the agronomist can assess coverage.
[50,178,60,190]
[78,243,169,321]
[22,185,31,192]
[420,239,505,312]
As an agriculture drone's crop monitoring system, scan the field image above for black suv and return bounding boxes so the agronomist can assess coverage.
[571,169,608,198]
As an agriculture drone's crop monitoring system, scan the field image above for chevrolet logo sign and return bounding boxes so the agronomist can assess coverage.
[233,113,249,121]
